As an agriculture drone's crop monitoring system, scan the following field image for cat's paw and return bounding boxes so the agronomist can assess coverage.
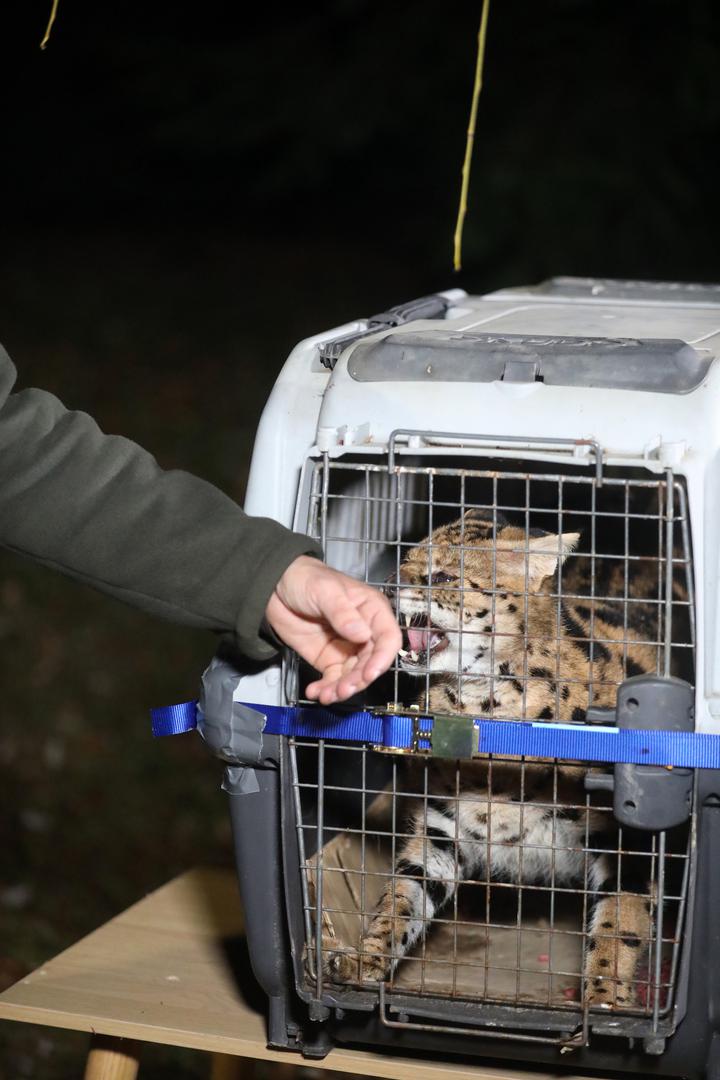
[327,945,390,984]
[586,976,635,1010]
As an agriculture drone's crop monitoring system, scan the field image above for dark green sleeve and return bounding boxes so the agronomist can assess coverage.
[0,345,321,660]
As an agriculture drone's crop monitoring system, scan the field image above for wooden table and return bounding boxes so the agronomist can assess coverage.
[0,867,602,1079]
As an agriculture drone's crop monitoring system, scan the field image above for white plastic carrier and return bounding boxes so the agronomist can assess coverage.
[229,277,720,1071]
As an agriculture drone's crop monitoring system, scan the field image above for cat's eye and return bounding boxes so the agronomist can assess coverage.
[430,570,457,584]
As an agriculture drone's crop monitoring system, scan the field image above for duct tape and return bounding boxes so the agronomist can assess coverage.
[197,657,268,770]
[222,764,260,796]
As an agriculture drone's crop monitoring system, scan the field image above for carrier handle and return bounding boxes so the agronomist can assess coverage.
[318,293,452,370]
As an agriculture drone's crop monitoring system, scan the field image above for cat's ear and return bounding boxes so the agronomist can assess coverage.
[462,508,509,533]
[495,532,580,583]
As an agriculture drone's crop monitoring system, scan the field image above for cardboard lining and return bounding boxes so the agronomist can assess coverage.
[307,830,587,1007]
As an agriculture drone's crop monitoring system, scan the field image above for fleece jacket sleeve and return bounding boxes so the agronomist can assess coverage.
[0,344,322,660]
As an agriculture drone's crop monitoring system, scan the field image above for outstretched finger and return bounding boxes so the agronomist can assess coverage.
[332,640,377,701]
[306,671,351,705]
[354,595,402,684]
[307,644,371,703]
[305,678,340,705]
[316,582,375,645]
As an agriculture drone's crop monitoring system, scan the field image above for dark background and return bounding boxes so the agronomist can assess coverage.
[0,1,718,1076]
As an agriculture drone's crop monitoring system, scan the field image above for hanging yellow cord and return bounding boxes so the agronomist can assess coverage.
[453,0,491,272]
[40,0,61,49]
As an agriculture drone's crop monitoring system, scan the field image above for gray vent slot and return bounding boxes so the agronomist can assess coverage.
[348,331,711,393]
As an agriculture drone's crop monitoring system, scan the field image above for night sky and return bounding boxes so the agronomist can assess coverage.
[3,0,718,287]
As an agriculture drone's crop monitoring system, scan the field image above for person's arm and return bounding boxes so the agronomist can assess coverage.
[0,345,318,660]
[0,345,401,696]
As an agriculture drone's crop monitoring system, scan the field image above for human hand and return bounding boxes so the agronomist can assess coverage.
[265,556,402,705]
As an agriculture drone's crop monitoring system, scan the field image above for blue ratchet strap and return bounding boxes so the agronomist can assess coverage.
[150,700,720,769]
[150,700,429,750]
[151,700,200,737]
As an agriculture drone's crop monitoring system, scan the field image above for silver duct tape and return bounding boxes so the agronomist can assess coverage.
[197,656,267,767]
[222,764,260,796]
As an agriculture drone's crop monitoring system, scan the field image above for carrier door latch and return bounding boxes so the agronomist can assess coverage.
[584,674,694,830]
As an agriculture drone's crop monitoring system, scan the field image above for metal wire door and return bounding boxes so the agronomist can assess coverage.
[289,453,695,1047]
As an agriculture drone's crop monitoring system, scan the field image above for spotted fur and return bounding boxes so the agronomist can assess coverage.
[330,509,668,1010]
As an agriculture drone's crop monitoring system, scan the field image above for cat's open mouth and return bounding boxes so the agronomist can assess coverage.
[398,613,450,668]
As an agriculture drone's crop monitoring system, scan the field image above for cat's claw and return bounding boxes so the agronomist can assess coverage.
[327,946,389,984]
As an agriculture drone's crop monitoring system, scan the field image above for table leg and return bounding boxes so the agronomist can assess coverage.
[83,1035,142,1080]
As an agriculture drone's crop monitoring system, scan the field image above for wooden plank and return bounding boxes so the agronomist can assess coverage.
[0,868,599,1080]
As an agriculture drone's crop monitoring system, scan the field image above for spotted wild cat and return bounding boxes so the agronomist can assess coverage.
[329,509,665,1009]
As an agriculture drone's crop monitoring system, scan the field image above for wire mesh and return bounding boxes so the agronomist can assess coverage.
[291,456,695,1039]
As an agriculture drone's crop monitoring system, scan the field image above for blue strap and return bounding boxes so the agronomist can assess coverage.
[151,700,199,737]
[480,721,720,768]
[255,704,432,751]
[150,700,427,749]
[150,699,720,769]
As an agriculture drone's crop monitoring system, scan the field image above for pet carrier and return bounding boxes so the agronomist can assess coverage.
[160,278,720,1076]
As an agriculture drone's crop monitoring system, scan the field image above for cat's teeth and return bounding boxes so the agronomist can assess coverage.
[410,650,420,662]
[404,612,411,626]
[398,648,409,657]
